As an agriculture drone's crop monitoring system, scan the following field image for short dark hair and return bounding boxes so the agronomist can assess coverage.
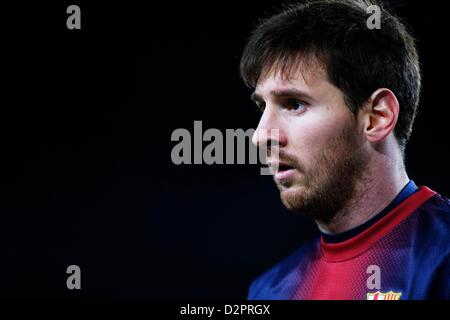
[240,0,421,152]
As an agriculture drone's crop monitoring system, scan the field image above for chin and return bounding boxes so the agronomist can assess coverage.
[279,185,309,211]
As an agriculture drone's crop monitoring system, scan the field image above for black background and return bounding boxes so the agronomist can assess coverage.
[2,1,449,299]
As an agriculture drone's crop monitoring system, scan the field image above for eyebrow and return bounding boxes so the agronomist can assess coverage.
[251,88,314,102]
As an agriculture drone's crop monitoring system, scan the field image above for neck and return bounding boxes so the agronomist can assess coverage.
[317,143,409,235]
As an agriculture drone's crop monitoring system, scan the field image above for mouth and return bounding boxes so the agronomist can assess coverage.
[269,161,297,181]
[278,163,295,172]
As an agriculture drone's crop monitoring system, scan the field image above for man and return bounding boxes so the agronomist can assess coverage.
[240,0,450,299]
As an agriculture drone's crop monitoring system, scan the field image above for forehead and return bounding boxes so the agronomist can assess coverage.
[254,59,329,97]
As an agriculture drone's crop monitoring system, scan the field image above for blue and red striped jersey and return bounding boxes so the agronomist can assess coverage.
[248,184,450,300]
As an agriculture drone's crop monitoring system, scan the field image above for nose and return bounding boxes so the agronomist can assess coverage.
[252,107,286,152]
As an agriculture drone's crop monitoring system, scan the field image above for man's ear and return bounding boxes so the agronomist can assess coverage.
[363,88,399,144]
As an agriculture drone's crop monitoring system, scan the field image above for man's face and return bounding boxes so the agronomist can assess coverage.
[252,62,368,223]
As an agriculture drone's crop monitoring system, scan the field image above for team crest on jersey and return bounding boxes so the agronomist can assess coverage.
[367,291,402,300]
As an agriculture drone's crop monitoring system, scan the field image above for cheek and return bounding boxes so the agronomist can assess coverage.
[286,109,350,166]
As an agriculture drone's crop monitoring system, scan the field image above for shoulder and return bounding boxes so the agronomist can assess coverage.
[422,191,450,216]
[247,239,318,300]
[414,191,450,246]
[411,191,450,298]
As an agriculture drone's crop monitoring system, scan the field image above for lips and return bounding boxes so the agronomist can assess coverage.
[268,160,297,181]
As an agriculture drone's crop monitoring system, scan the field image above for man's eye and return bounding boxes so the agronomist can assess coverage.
[287,99,306,112]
